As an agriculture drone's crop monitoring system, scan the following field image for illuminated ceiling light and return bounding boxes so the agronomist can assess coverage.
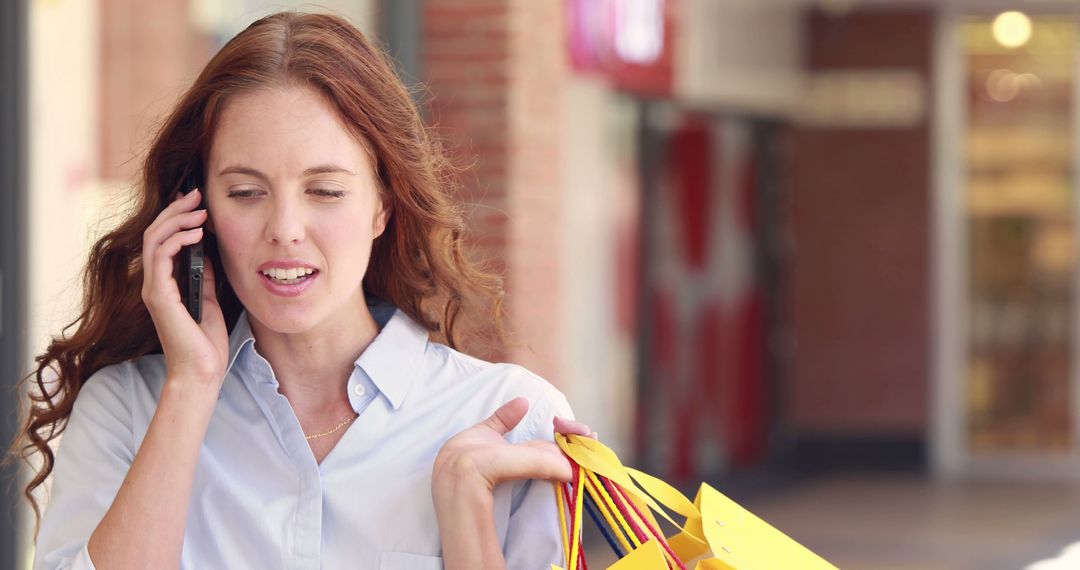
[992,11,1033,48]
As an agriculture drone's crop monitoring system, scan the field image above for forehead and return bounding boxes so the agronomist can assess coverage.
[208,85,372,173]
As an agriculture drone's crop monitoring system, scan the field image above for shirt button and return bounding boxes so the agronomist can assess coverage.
[353,384,366,397]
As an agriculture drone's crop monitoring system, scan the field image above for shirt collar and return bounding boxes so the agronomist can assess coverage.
[354,301,430,410]
[224,310,256,379]
[224,299,430,409]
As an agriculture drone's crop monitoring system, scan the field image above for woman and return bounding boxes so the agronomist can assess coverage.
[15,10,590,570]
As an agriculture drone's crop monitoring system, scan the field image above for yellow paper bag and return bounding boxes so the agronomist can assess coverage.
[552,434,839,570]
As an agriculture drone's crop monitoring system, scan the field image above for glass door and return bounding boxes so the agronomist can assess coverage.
[952,13,1080,474]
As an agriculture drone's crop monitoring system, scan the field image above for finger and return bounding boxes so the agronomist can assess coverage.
[149,228,203,308]
[169,187,201,209]
[153,188,202,231]
[143,187,203,286]
[143,189,204,250]
[143,221,203,299]
[489,441,574,483]
[553,416,592,437]
[142,208,207,288]
[144,209,208,251]
[482,397,530,436]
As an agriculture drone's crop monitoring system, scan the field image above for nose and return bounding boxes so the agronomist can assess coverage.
[263,192,306,245]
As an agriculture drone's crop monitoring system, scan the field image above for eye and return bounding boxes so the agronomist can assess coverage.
[226,189,263,199]
[310,189,346,198]
[224,188,344,199]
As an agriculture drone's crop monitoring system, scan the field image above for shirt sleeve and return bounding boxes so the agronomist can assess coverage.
[33,363,135,570]
[502,381,576,570]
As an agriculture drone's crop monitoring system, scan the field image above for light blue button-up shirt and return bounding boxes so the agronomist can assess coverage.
[34,299,574,569]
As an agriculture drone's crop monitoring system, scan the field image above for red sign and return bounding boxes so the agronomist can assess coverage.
[567,0,675,97]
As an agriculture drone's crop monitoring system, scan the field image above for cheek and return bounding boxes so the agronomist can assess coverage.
[211,218,255,271]
[319,218,376,275]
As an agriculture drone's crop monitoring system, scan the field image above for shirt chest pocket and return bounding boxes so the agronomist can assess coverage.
[379,551,445,570]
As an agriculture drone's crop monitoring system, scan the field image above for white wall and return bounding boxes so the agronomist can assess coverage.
[191,0,376,41]
[559,76,640,459]
[678,0,804,116]
[26,2,102,569]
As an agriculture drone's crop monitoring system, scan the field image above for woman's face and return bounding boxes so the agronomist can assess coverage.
[205,84,389,333]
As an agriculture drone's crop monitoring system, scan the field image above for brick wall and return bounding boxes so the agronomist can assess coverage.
[787,9,932,435]
[99,0,211,182]
[423,0,565,383]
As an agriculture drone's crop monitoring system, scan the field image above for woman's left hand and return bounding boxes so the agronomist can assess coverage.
[431,397,592,569]
[432,397,592,495]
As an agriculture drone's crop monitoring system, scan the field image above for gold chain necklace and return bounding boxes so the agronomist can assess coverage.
[304,413,358,440]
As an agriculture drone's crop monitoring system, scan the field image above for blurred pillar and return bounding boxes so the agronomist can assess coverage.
[422,0,565,383]
[379,0,424,107]
[99,0,204,182]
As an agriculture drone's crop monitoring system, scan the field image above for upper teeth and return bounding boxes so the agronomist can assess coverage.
[262,267,315,280]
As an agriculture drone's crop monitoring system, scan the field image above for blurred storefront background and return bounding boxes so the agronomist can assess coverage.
[11,0,1080,568]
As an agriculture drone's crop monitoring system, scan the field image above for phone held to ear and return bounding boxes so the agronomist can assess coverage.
[174,175,205,323]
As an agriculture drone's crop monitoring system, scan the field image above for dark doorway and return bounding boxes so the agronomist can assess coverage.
[1,0,29,567]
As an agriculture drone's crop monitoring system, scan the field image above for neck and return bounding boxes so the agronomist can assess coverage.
[248,299,382,415]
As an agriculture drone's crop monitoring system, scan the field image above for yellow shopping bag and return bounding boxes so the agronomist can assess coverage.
[552,434,839,570]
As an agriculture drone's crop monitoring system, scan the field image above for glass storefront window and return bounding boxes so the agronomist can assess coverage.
[963,17,1077,453]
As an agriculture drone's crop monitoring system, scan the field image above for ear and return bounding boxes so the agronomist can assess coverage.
[373,200,391,239]
[204,208,216,234]
[201,186,216,234]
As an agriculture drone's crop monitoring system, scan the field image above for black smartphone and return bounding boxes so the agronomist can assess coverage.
[175,174,205,323]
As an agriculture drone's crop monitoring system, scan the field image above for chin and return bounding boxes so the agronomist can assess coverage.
[259,316,318,335]
[244,299,323,334]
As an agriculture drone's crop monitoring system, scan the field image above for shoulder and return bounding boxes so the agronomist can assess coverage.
[75,360,132,408]
[75,353,167,412]
[426,341,569,408]
[424,342,574,442]
[496,362,573,420]
[62,360,139,451]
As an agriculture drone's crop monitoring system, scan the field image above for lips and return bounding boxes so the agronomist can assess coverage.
[258,269,318,297]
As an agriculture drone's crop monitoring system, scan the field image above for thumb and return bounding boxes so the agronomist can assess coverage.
[483,397,530,435]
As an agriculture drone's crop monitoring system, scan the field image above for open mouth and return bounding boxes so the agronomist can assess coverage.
[265,272,317,285]
[258,269,319,295]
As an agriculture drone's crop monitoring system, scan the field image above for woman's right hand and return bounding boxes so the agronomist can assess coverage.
[141,187,229,390]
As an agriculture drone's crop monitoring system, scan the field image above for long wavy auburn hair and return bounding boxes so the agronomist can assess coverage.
[8,10,507,540]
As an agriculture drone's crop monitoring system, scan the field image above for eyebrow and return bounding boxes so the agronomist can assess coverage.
[217,164,357,180]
